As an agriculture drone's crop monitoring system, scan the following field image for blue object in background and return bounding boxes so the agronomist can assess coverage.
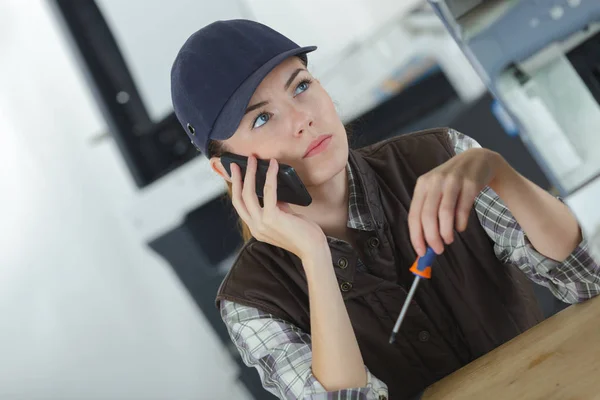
[491,100,519,137]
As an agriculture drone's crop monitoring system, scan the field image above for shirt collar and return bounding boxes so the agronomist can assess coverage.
[346,161,376,232]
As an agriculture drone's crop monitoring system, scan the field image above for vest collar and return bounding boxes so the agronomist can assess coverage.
[348,149,386,231]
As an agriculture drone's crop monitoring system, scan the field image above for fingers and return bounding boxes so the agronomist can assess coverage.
[242,156,262,219]
[438,178,460,245]
[455,180,478,231]
[408,177,427,257]
[262,159,278,211]
[421,179,444,255]
[277,201,294,214]
[410,174,463,256]
[230,163,251,222]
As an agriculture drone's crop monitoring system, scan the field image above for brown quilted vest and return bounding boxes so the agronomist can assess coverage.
[216,128,543,399]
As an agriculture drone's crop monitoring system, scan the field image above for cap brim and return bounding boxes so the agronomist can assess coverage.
[210,45,317,145]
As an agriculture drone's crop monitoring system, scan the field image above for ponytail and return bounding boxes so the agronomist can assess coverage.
[208,140,253,242]
[225,180,253,242]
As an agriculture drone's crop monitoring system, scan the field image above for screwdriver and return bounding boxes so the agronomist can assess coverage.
[389,247,437,344]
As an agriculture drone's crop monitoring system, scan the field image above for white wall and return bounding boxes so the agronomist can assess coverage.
[96,0,249,123]
[0,1,248,399]
[242,0,424,71]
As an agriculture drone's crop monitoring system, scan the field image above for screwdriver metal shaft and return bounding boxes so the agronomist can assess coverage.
[389,275,421,344]
[389,247,437,344]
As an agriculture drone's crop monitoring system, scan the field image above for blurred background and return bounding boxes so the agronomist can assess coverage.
[0,0,565,399]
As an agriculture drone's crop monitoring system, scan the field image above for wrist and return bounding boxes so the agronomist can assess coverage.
[300,241,331,273]
[488,151,519,194]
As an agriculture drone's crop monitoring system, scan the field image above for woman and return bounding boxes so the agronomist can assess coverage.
[171,20,600,399]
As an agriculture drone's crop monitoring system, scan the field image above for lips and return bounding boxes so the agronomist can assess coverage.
[303,134,333,158]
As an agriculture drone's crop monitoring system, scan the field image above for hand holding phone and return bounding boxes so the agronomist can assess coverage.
[221,152,312,206]
[226,155,326,260]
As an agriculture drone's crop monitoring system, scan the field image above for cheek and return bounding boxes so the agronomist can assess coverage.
[235,131,290,161]
[311,90,337,120]
[312,91,347,144]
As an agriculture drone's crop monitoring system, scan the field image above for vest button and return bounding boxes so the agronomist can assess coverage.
[368,237,380,249]
[337,257,348,269]
[340,281,353,292]
[418,330,431,342]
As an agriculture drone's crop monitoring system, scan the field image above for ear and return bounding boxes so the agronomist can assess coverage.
[209,157,231,182]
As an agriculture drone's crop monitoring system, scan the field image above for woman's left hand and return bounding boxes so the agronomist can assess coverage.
[408,148,508,256]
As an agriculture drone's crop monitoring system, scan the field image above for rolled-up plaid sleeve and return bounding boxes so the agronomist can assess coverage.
[449,128,600,304]
[220,300,389,400]
[473,186,600,304]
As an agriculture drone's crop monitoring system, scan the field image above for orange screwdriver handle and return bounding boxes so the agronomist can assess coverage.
[409,247,436,279]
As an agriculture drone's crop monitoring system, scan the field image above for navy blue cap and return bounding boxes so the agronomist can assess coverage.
[171,19,317,155]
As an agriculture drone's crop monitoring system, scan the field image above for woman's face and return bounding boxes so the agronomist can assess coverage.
[214,56,348,187]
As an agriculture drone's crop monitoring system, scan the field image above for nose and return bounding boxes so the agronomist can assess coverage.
[290,106,313,137]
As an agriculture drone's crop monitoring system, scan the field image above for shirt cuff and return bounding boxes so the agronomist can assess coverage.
[522,233,600,304]
[303,367,389,400]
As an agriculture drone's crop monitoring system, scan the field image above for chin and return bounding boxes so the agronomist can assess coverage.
[299,143,348,187]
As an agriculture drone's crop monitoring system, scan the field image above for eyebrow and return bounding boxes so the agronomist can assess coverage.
[244,68,307,115]
[244,101,268,115]
[284,68,305,90]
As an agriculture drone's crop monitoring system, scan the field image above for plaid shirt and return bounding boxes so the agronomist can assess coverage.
[221,130,600,399]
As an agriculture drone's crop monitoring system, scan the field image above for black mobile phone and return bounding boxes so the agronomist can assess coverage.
[220,152,312,207]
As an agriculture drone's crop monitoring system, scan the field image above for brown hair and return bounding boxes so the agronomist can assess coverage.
[208,140,254,242]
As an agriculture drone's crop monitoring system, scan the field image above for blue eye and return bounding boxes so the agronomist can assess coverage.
[253,112,270,129]
[294,79,312,96]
